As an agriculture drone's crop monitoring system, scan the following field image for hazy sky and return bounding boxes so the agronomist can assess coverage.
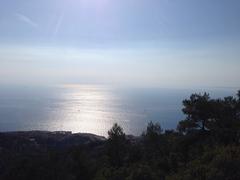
[0,0,240,87]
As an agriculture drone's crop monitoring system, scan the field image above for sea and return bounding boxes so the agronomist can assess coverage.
[0,84,238,136]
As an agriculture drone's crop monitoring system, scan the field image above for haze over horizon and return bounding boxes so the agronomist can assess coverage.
[0,0,240,88]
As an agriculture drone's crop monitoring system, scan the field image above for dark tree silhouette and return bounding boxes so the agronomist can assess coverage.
[2,90,240,180]
[178,93,213,133]
[177,91,240,143]
[107,123,127,167]
[143,121,163,143]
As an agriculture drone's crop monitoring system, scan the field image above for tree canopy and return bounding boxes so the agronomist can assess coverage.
[1,90,240,180]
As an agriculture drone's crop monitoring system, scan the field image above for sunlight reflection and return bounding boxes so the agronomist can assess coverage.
[58,85,117,136]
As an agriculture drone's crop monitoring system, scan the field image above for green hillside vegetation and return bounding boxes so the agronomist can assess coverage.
[1,90,240,180]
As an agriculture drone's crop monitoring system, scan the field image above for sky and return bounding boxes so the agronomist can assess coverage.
[0,0,240,88]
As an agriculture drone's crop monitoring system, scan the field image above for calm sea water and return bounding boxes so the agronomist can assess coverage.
[0,85,237,136]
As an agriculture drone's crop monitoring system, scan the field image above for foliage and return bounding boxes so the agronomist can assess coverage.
[178,93,212,132]
[107,123,128,167]
[1,90,240,180]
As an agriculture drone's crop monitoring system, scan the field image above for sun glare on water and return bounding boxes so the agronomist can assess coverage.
[53,85,118,136]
